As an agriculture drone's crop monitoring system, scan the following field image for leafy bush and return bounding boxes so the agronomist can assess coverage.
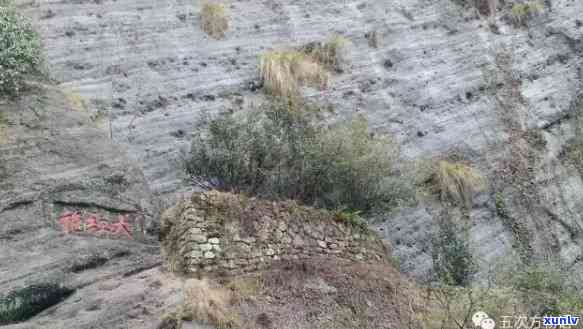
[433,160,486,208]
[0,7,43,97]
[186,100,411,212]
[420,263,583,329]
[510,1,544,26]
[432,221,475,286]
[334,209,368,233]
[259,51,328,98]
[509,264,582,315]
[0,284,74,325]
[200,2,229,39]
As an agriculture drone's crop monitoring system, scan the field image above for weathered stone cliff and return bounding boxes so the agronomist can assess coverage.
[0,86,162,328]
[11,0,583,284]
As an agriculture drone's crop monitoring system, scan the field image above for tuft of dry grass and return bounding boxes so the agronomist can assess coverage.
[259,50,328,98]
[200,2,229,39]
[64,89,87,112]
[510,1,543,26]
[304,35,351,72]
[182,278,240,329]
[0,112,7,145]
[225,276,261,304]
[434,160,486,208]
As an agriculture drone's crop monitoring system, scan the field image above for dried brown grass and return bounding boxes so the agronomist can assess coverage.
[259,50,328,97]
[182,278,240,329]
[200,2,229,39]
[434,160,486,208]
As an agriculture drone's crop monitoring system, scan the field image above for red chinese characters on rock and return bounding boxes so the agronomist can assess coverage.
[58,212,133,239]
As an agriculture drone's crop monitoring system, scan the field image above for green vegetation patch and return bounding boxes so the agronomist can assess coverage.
[421,262,583,328]
[186,100,412,213]
[432,220,475,286]
[0,283,74,325]
[511,1,544,26]
[0,6,43,97]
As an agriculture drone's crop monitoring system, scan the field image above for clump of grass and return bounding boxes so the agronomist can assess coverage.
[259,50,328,98]
[225,276,261,304]
[303,35,351,72]
[510,1,543,26]
[334,209,368,233]
[200,2,229,39]
[0,112,7,144]
[64,89,87,111]
[181,279,239,329]
[433,160,486,208]
[186,100,413,213]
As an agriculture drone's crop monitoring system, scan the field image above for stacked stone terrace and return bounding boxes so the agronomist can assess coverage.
[160,191,388,275]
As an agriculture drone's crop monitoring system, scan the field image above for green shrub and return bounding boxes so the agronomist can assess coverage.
[334,209,368,233]
[0,7,43,97]
[509,264,582,315]
[186,100,411,212]
[421,263,583,329]
[432,221,475,286]
[0,284,74,325]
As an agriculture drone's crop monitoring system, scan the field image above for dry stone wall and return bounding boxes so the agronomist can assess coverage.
[160,191,388,275]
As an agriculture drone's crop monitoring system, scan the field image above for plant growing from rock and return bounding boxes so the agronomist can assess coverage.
[0,283,74,325]
[432,220,475,286]
[200,2,229,39]
[167,278,239,329]
[63,89,87,112]
[562,98,583,173]
[433,160,486,208]
[510,1,544,26]
[0,6,43,97]
[259,50,328,98]
[302,35,352,73]
[186,100,412,212]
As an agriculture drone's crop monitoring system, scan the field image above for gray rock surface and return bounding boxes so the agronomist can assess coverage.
[0,86,161,327]
[11,0,583,286]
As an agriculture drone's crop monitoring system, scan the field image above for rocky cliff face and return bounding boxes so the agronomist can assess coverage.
[0,86,163,328]
[12,0,583,283]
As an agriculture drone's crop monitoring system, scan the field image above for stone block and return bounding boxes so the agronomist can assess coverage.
[192,234,207,243]
[200,243,212,251]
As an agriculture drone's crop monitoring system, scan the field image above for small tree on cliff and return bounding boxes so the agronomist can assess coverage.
[186,99,414,212]
[0,6,43,97]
